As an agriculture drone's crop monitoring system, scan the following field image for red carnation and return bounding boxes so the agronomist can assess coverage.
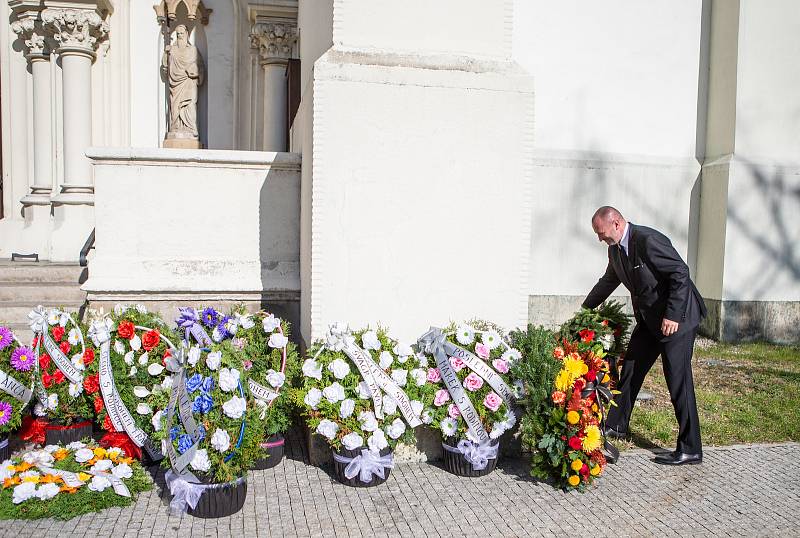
[579,329,595,343]
[42,372,53,389]
[39,353,51,370]
[83,374,100,394]
[52,326,65,342]
[142,329,161,351]
[568,436,583,451]
[580,463,590,476]
[94,396,104,413]
[585,370,597,382]
[32,335,41,347]
[53,370,65,384]
[117,320,135,340]
[82,348,95,366]
[574,378,586,392]
[103,414,115,432]
[59,341,70,354]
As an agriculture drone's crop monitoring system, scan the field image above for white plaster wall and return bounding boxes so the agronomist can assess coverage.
[299,0,333,95]
[204,0,236,150]
[129,3,162,148]
[333,0,512,59]
[84,148,300,294]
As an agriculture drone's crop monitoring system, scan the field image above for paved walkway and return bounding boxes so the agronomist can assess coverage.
[1,431,798,537]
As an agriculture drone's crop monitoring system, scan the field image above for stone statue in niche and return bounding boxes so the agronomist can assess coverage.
[162,24,204,148]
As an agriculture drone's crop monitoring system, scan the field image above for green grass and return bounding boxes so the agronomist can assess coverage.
[615,339,800,451]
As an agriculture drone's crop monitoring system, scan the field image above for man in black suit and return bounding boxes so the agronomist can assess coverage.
[582,206,706,465]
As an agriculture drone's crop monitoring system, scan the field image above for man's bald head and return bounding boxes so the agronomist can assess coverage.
[591,206,627,245]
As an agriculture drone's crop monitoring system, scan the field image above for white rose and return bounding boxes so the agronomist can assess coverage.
[361,331,382,351]
[302,359,323,380]
[357,381,372,399]
[43,445,60,454]
[236,313,255,330]
[339,398,355,419]
[378,351,394,369]
[75,448,94,463]
[189,449,211,473]
[129,366,137,377]
[136,403,152,415]
[151,410,163,432]
[393,342,414,359]
[421,408,434,425]
[222,396,247,419]
[211,428,231,452]
[88,475,112,492]
[358,411,379,432]
[410,400,424,417]
[135,304,147,314]
[416,352,429,368]
[390,369,408,387]
[138,352,149,366]
[90,459,114,472]
[367,430,388,452]
[219,368,241,392]
[322,382,345,404]
[328,358,351,380]
[161,375,174,391]
[134,386,151,398]
[147,363,164,376]
[342,432,364,451]
[304,388,322,410]
[35,482,60,501]
[124,350,135,365]
[12,482,37,504]
[385,417,406,440]
[316,419,339,440]
[262,314,281,333]
[206,351,222,371]
[66,441,86,450]
[268,333,289,349]
[410,368,427,386]
[111,462,133,479]
[114,340,126,355]
[187,346,201,367]
[68,382,83,398]
[130,334,142,351]
[382,396,398,416]
[266,369,286,389]
[440,417,458,437]
[212,326,225,343]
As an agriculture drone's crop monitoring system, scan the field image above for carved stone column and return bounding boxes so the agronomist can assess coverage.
[10,18,53,206]
[251,21,297,152]
[42,8,108,205]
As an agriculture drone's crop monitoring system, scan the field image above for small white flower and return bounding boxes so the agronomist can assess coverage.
[135,304,147,314]
[481,330,502,350]
[322,382,345,403]
[390,369,408,387]
[68,382,83,398]
[440,417,458,437]
[512,380,525,398]
[219,368,241,392]
[316,419,339,440]
[23,450,53,466]
[71,353,85,371]
[67,328,81,346]
[222,396,247,419]
[136,403,152,415]
[211,428,231,452]
[382,396,398,416]
[225,317,239,336]
[66,441,86,450]
[358,411,378,432]
[151,410,163,432]
[12,482,37,504]
[46,393,58,410]
[46,309,60,326]
[410,368,427,386]
[235,313,255,330]
[112,462,133,479]
[385,417,406,440]
[262,314,281,333]
[130,334,142,351]
[342,432,364,451]
[421,408,434,425]
[138,352,150,366]
[147,363,164,376]
[501,348,522,364]
[356,381,372,399]
[33,403,47,417]
[456,325,475,346]
[114,340,126,355]
[134,386,151,398]
[187,346,201,367]
[88,475,112,492]
[206,351,222,371]
[379,351,394,369]
[302,359,323,380]
[339,398,355,418]
[90,459,114,473]
[599,333,614,351]
[416,352,429,368]
[35,482,60,501]
[268,333,289,349]
[328,358,351,380]
[114,304,126,316]
[161,375,174,391]
[190,449,211,472]
[367,430,388,452]
[411,400,424,417]
[43,445,60,454]
[361,331,382,351]
[304,388,322,409]
[266,369,286,389]
[129,366,138,377]
[124,350,135,365]
[489,423,507,440]
[393,342,414,359]
[0,461,14,481]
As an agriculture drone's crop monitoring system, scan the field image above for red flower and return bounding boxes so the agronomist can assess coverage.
[580,463,590,476]
[103,414,115,432]
[553,347,565,359]
[613,327,622,337]
[117,321,135,340]
[551,391,566,405]
[59,341,70,354]
[141,329,161,351]
[82,348,95,366]
[574,378,586,392]
[568,436,583,451]
[42,372,53,389]
[52,326,65,342]
[39,353,51,370]
[601,320,609,326]
[32,335,41,347]
[162,348,172,366]
[585,370,597,382]
[94,396,104,413]
[83,374,100,394]
[53,370,65,384]
[579,329,595,343]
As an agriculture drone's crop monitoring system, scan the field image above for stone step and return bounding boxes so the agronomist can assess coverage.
[0,323,34,346]
[0,301,85,330]
[0,281,87,303]
[0,261,85,284]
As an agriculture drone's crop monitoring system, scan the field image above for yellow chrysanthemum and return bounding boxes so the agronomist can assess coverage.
[579,362,589,376]
[566,410,580,425]
[77,472,91,482]
[582,425,602,452]
[570,459,583,472]
[21,475,40,484]
[590,464,602,476]
[563,356,585,379]
[591,403,599,413]
[567,475,580,487]
[93,447,106,458]
[554,369,574,392]
[602,373,610,384]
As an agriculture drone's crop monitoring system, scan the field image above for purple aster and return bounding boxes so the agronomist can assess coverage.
[215,316,232,339]
[10,347,34,372]
[0,401,11,426]
[0,327,12,350]
[201,307,218,329]
[175,307,199,329]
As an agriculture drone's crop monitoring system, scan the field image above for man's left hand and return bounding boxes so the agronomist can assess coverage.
[661,318,679,336]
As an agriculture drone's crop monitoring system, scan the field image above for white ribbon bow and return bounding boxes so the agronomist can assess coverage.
[27,305,47,334]
[333,448,394,483]
[165,470,245,516]
[88,318,113,347]
[443,439,499,471]
[324,322,355,352]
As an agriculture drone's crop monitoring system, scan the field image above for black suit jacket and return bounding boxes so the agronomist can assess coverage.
[582,223,707,340]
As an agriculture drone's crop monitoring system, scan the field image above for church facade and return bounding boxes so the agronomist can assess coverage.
[1,0,798,344]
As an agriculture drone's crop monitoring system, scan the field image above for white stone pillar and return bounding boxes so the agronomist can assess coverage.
[251,22,297,152]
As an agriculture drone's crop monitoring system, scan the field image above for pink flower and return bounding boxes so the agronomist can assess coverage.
[427,368,441,382]
[483,392,502,412]
[433,389,451,407]
[243,360,253,371]
[492,358,509,374]
[475,343,490,359]
[449,356,466,372]
[463,372,484,392]
[448,404,461,419]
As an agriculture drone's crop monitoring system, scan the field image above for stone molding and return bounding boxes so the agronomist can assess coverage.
[42,8,108,57]
[10,18,49,57]
[251,21,298,62]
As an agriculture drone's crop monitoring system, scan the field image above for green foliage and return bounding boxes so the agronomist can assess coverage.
[558,300,631,360]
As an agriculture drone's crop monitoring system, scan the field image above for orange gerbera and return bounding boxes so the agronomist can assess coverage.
[3,476,20,489]
[53,449,70,461]
[14,462,32,473]
[40,474,63,484]
[59,485,80,494]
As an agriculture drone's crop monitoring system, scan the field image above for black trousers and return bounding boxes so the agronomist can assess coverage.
[606,322,703,454]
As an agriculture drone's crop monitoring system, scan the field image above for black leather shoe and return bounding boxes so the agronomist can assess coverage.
[602,426,627,439]
[653,452,702,465]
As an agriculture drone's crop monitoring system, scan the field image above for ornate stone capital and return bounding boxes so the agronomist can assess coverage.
[10,18,49,57]
[251,22,298,62]
[42,8,108,56]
